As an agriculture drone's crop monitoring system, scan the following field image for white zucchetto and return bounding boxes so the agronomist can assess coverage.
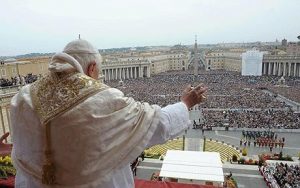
[49,39,100,74]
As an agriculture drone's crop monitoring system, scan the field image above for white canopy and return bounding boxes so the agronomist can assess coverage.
[160,150,224,183]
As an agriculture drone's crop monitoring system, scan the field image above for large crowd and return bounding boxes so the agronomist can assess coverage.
[106,70,300,129]
[0,74,38,87]
[1,69,299,129]
[261,163,300,188]
[228,110,300,129]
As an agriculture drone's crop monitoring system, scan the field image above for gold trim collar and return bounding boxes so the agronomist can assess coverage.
[30,72,108,124]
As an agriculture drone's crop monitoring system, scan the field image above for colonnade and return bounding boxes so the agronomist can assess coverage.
[102,66,150,81]
[262,62,300,77]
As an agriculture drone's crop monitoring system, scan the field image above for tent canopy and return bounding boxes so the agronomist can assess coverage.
[160,151,224,183]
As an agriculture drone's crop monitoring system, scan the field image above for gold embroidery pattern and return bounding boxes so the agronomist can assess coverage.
[30,72,108,124]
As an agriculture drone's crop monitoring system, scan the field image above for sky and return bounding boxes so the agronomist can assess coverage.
[0,0,300,56]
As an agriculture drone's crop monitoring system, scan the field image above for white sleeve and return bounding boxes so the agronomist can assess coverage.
[146,102,191,148]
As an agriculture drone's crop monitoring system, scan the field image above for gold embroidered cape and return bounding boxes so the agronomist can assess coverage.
[30,72,108,125]
[30,72,108,184]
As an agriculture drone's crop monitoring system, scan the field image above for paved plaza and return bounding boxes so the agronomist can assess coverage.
[187,128,300,156]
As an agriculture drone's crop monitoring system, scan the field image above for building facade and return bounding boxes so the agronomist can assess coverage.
[101,58,151,81]
[286,42,300,56]
[205,51,243,72]
[101,48,190,81]
[0,57,49,79]
[262,55,300,77]
[0,48,190,81]
[205,51,300,77]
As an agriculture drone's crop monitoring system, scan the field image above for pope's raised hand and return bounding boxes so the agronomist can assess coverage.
[181,84,208,109]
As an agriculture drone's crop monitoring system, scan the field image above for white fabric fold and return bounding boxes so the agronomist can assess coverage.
[11,86,162,187]
[48,52,84,73]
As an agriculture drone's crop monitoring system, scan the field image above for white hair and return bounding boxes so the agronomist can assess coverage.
[68,53,102,74]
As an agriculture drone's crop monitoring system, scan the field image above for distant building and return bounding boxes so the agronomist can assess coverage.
[241,50,264,76]
[282,39,287,47]
[101,46,190,81]
[0,57,49,79]
[286,42,300,55]
[205,50,244,72]
[205,48,300,77]
[1,47,190,81]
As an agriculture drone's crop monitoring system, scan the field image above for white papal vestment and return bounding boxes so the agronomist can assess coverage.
[11,75,190,188]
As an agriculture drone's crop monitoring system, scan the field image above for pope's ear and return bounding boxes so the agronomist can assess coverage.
[87,62,96,76]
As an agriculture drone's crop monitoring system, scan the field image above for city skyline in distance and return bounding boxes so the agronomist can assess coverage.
[1,0,300,56]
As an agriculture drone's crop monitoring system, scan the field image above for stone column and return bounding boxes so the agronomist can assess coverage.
[268,63,271,75]
[123,68,125,79]
[105,69,109,81]
[139,66,142,77]
[272,62,276,75]
[288,63,291,76]
[278,63,281,76]
[294,63,297,77]
[107,69,109,81]
[115,68,117,80]
[147,66,150,77]
[283,63,287,77]
[115,68,118,80]
[108,69,111,81]
[130,67,133,78]
[124,68,126,79]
